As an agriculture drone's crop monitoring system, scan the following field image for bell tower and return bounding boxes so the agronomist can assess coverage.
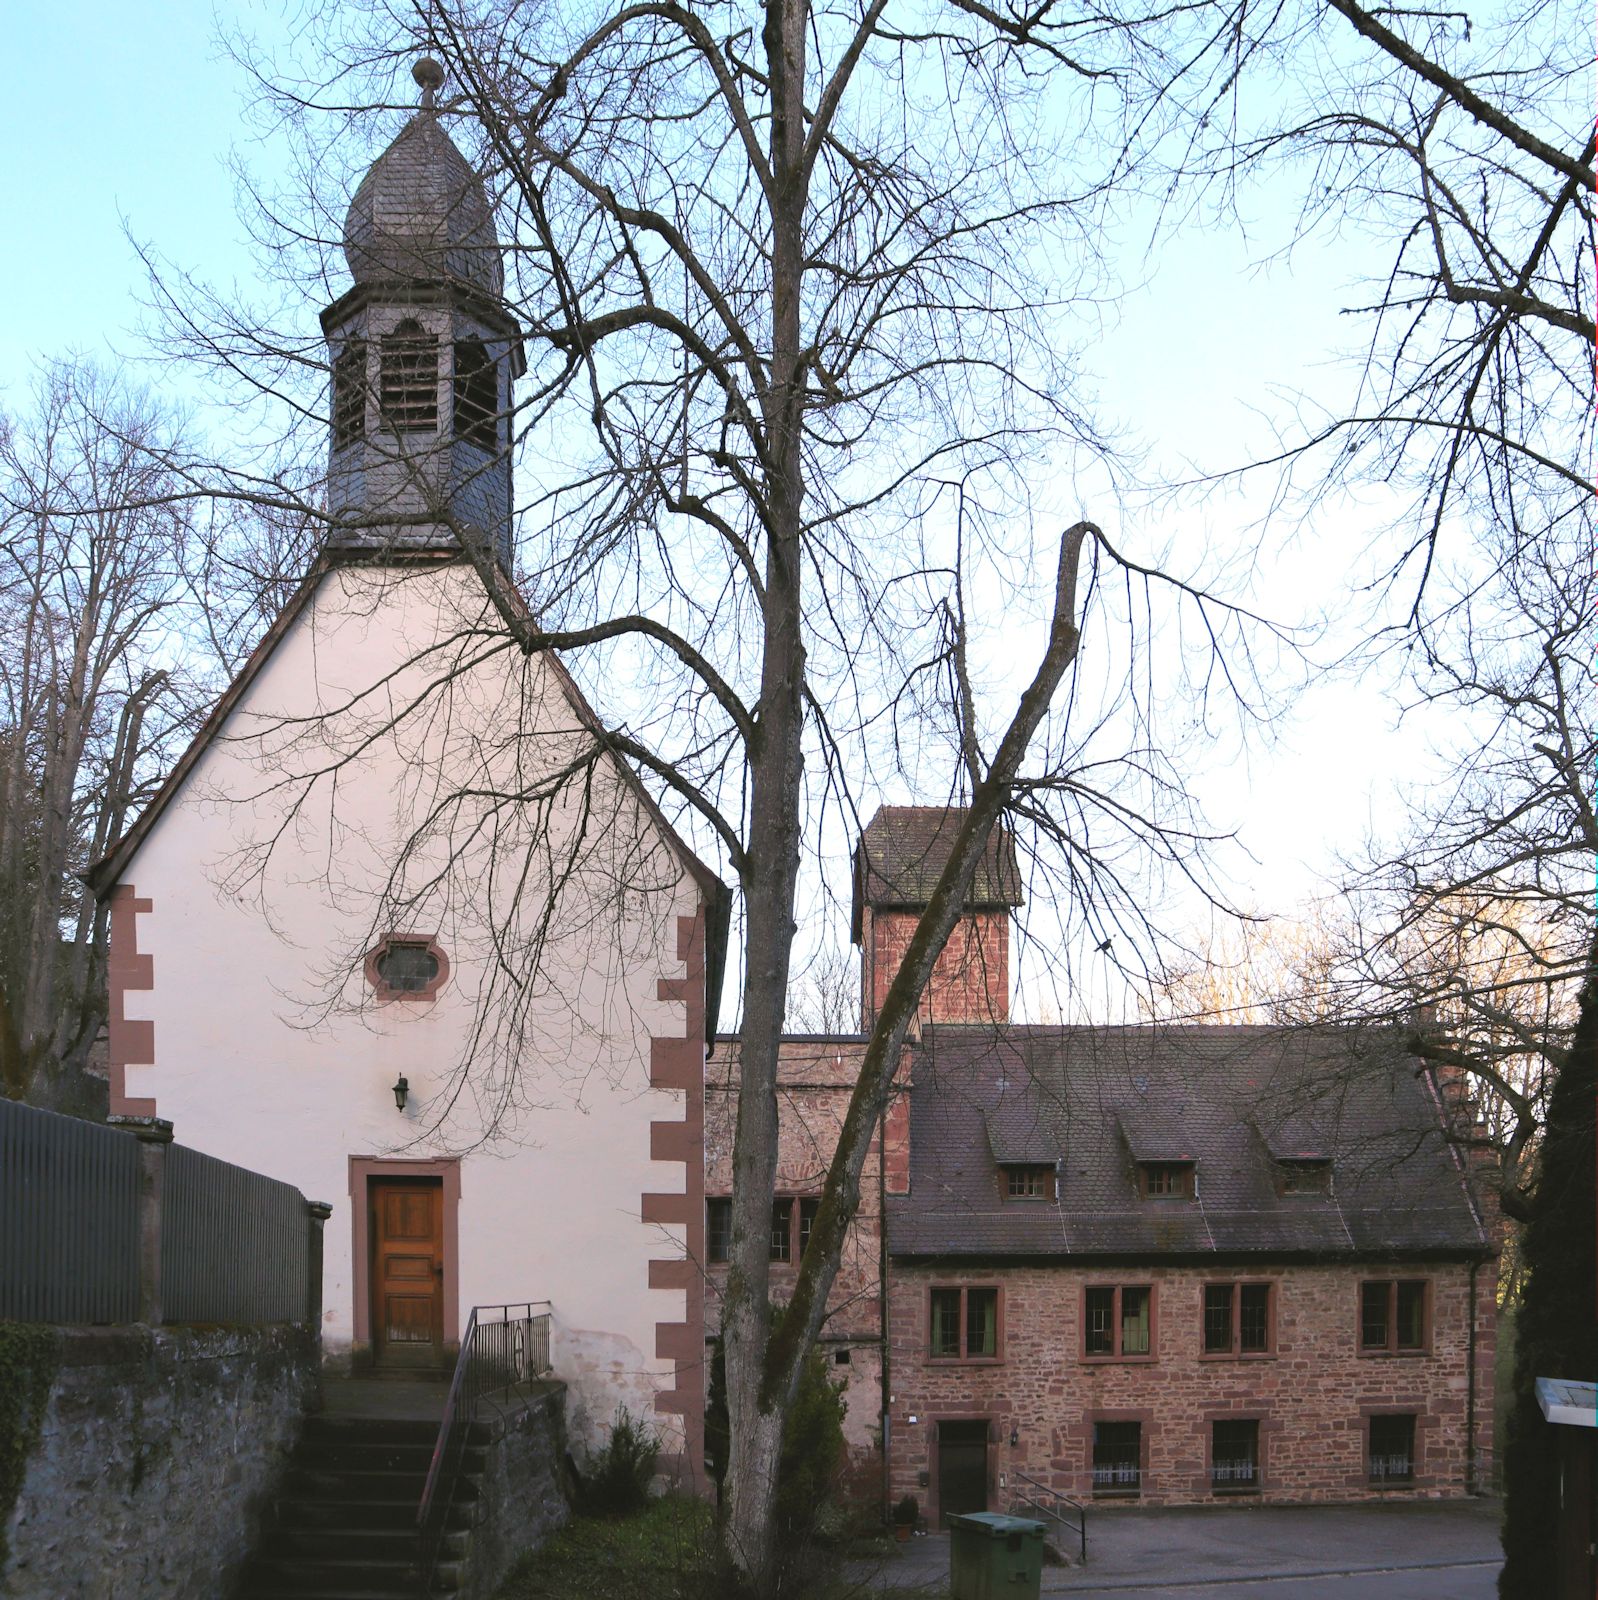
[321,58,525,569]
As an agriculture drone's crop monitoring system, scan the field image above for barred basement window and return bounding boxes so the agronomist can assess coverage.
[380,320,439,430]
[1091,1421,1141,1493]
[1211,1419,1260,1489]
[453,338,499,450]
[1369,1414,1416,1484]
[332,340,367,447]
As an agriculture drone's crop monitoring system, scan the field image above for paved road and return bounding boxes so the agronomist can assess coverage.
[1059,1558,1497,1599]
[854,1498,1502,1599]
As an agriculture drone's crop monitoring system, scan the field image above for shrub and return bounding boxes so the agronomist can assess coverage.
[585,1405,661,1515]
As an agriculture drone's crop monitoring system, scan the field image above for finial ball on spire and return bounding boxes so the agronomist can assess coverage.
[413,57,446,97]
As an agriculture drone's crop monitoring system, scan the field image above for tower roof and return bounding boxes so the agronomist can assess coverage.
[342,67,503,297]
[851,805,1023,938]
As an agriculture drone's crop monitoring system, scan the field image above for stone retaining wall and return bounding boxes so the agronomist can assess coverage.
[1,1322,317,1599]
[464,1384,574,1600]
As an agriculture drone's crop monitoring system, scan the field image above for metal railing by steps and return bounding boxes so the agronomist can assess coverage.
[416,1302,552,1591]
[1010,1470,1088,1565]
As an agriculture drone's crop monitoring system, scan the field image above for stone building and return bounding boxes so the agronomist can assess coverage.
[709,804,1497,1519]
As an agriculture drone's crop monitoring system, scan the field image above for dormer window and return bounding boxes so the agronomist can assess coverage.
[1279,1159,1331,1196]
[380,320,439,431]
[453,338,500,450]
[1003,1164,1054,1200]
[1139,1161,1194,1199]
[332,340,367,448]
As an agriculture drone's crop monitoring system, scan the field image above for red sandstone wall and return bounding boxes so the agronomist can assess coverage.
[886,1259,1495,1514]
[862,908,1010,1026]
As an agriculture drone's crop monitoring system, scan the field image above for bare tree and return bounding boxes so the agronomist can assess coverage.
[129,1,1299,1583]
[0,363,226,1106]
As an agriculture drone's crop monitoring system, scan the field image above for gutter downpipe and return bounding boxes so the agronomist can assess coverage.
[879,1092,892,1527]
[1466,1257,1479,1495]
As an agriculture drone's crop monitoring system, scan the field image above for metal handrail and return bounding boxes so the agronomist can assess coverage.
[1012,1469,1087,1565]
[416,1301,552,1591]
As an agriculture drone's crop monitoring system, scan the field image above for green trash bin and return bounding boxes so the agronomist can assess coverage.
[947,1512,1046,1600]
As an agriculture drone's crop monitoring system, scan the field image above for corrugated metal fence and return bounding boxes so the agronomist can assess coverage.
[0,1097,141,1323]
[1,1098,316,1327]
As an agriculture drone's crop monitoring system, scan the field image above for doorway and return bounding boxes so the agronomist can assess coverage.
[369,1177,445,1369]
[937,1419,990,1524]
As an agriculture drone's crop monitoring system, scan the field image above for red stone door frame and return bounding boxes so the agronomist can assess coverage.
[349,1156,462,1362]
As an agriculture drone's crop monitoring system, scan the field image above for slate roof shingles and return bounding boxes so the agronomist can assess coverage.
[888,1023,1489,1261]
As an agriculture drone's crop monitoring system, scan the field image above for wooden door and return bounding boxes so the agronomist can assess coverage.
[371,1178,444,1369]
[937,1420,990,1525]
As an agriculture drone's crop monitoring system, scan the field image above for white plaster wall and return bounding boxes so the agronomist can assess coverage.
[117,561,699,1458]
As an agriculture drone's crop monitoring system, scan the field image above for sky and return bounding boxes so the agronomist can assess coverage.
[1,0,1449,1013]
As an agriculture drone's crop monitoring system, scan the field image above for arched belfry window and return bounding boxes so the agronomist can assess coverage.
[332,340,367,448]
[380,320,439,431]
[453,338,499,451]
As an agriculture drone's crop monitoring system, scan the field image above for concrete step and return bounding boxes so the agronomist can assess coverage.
[274,1496,473,1533]
[262,1525,469,1562]
[283,1465,480,1501]
[295,1439,484,1474]
[243,1554,464,1592]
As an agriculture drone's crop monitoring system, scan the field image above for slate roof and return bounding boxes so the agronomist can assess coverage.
[851,807,1022,936]
[344,111,504,297]
[888,1023,1490,1261]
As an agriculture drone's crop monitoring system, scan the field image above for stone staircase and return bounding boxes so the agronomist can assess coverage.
[238,1412,486,1599]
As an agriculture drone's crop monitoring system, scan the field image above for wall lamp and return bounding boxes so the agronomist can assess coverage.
[1010,1425,1019,1447]
[392,1074,409,1112]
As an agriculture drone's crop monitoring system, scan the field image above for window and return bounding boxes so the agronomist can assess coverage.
[1004,1164,1053,1199]
[1369,1414,1416,1484]
[1139,1162,1194,1198]
[453,338,500,450]
[332,340,367,448]
[798,1197,820,1257]
[1091,1421,1141,1493]
[374,934,444,992]
[1203,1283,1272,1355]
[706,1198,732,1263]
[1084,1285,1152,1358]
[1279,1159,1331,1195]
[770,1199,792,1262]
[1211,1420,1260,1489]
[929,1286,999,1360]
[380,320,439,430]
[1361,1280,1427,1352]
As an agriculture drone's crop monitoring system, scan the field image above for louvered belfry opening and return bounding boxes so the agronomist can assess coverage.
[453,337,499,451]
[380,319,439,431]
[331,340,367,448]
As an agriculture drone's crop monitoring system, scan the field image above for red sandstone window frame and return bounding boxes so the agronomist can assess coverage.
[363,933,450,1004]
[1201,1281,1275,1358]
[1366,1411,1419,1486]
[704,1195,819,1267]
[1081,1283,1157,1362]
[1208,1416,1264,1494]
[1358,1278,1430,1355]
[927,1283,1003,1363]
